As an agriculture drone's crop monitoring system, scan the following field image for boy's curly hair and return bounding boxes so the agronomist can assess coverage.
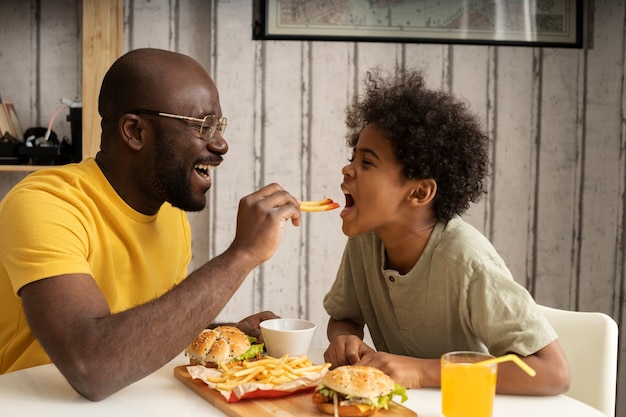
[345,68,490,222]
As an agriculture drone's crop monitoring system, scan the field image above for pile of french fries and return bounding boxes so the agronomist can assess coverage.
[300,198,340,212]
[206,355,331,391]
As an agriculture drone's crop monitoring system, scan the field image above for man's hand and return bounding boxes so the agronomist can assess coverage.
[234,311,280,342]
[324,334,375,367]
[229,183,301,267]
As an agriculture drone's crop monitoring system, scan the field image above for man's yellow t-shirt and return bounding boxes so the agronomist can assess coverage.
[0,158,191,373]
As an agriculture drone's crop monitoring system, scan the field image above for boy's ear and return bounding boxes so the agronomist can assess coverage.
[408,179,437,206]
[119,114,146,151]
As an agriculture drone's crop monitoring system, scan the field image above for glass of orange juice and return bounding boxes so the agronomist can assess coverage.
[441,351,498,417]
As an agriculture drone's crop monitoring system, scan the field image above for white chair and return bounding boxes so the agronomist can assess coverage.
[538,305,619,417]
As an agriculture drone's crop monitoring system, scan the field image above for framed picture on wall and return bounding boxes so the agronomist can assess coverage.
[253,0,583,48]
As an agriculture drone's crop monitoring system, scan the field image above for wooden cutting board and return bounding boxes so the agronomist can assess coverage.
[174,365,417,417]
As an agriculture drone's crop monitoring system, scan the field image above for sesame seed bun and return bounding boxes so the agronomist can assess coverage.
[313,365,397,416]
[322,365,395,398]
[185,326,250,366]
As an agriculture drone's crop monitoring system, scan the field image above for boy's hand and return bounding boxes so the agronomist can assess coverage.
[324,334,375,367]
[355,351,427,389]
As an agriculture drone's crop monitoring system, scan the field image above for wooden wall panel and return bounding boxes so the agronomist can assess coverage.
[82,0,123,157]
[533,48,582,307]
[490,47,537,288]
[354,42,400,81]
[450,45,493,236]
[578,0,624,314]
[306,41,354,347]
[125,0,171,50]
[41,0,81,139]
[403,44,448,89]
[260,40,307,318]
[619,4,626,411]
[0,0,35,133]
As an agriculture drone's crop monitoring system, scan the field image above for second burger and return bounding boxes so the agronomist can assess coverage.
[185,325,264,368]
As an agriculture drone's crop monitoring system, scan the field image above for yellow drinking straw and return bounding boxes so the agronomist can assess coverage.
[473,354,537,377]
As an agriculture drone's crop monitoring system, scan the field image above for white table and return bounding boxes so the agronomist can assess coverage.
[0,353,605,417]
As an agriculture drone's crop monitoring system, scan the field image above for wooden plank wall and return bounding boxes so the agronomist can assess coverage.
[82,0,124,158]
[0,1,625,415]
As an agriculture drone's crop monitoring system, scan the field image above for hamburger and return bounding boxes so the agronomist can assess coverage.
[312,365,408,416]
[185,325,264,368]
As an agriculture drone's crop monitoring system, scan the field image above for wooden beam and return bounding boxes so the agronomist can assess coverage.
[82,0,123,158]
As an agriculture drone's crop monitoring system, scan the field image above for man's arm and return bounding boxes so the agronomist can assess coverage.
[20,183,301,401]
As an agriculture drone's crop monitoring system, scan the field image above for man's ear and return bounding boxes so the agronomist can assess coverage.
[408,179,437,207]
[118,114,146,151]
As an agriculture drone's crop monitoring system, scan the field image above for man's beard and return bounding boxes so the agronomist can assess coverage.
[152,130,207,212]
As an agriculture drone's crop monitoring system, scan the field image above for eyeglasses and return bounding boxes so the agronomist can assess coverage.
[132,110,227,140]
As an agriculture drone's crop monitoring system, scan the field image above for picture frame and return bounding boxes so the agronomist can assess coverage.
[253,0,583,48]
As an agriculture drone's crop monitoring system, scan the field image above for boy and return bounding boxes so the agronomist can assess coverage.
[323,68,570,395]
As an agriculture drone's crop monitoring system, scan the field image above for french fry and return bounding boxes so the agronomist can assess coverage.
[233,365,263,378]
[239,367,265,384]
[300,198,340,212]
[287,356,309,366]
[202,354,331,392]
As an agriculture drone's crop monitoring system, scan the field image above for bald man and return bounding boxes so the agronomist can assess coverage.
[0,48,301,400]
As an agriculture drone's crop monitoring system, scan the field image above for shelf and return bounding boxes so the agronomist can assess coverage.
[0,0,122,174]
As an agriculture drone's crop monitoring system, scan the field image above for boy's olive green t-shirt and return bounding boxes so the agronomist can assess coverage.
[324,216,556,358]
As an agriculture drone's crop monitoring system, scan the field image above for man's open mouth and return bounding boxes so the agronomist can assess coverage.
[194,163,214,179]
